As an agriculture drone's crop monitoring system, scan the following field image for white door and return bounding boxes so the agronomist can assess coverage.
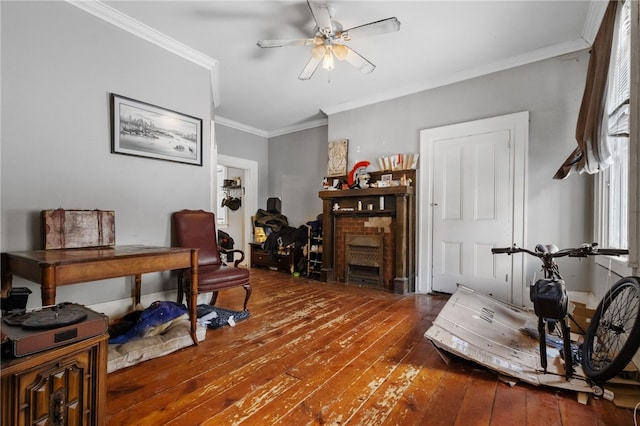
[432,131,512,300]
[419,112,528,305]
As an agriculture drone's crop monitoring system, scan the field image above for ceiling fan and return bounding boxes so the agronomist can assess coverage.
[257,0,400,80]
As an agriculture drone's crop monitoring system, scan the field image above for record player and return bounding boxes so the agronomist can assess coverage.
[1,302,108,357]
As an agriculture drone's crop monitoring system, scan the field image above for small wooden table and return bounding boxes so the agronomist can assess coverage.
[1,245,200,345]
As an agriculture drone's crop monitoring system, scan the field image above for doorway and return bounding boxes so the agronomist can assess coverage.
[216,154,258,267]
[418,112,528,305]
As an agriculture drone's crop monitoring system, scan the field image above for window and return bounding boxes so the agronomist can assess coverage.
[596,0,630,252]
[216,164,228,227]
[596,137,628,249]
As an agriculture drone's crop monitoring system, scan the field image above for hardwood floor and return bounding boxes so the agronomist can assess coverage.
[106,269,635,425]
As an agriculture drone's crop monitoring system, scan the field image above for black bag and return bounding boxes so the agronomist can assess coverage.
[530,278,567,320]
[217,230,234,249]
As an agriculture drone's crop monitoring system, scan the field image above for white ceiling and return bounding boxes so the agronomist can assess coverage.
[80,1,605,137]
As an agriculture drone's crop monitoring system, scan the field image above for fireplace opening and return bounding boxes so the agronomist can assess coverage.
[345,234,384,288]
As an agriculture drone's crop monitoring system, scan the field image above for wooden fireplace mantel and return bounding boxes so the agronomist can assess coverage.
[319,184,416,294]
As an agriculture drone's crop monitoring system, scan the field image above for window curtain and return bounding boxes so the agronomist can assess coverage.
[553,1,618,180]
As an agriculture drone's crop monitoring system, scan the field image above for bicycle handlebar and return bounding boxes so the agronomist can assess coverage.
[490,247,514,254]
[594,248,629,256]
[491,243,628,258]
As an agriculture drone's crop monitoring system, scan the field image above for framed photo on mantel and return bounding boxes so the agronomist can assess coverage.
[327,139,348,177]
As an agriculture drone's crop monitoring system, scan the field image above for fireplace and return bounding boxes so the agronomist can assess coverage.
[345,234,384,288]
[319,171,416,294]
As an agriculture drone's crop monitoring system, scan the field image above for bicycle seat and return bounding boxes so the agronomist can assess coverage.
[535,243,559,254]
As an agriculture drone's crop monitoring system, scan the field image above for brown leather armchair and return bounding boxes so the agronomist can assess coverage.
[172,209,251,311]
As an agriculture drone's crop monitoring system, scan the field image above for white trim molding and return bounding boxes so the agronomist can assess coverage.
[321,38,588,117]
[630,0,639,271]
[214,116,269,139]
[215,115,328,139]
[216,154,259,262]
[65,0,221,107]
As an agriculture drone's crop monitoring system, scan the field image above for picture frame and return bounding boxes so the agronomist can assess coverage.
[111,93,203,166]
[327,139,348,177]
[381,173,393,182]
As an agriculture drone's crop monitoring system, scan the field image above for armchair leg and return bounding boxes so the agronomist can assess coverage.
[209,291,219,306]
[177,271,185,305]
[243,284,252,311]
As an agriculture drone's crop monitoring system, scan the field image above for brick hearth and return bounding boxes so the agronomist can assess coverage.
[336,217,396,291]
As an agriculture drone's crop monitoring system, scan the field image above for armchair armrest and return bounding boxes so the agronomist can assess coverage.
[219,247,245,267]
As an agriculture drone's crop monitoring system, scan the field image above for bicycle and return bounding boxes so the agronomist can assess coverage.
[491,242,637,383]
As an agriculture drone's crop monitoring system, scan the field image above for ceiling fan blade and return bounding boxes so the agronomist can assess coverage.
[340,46,375,74]
[257,38,315,48]
[307,0,333,36]
[298,54,322,80]
[340,17,400,41]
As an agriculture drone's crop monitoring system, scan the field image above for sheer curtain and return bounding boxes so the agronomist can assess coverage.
[554,1,619,179]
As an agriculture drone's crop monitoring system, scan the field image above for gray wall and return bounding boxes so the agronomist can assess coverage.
[269,50,596,292]
[1,1,212,307]
[268,126,327,226]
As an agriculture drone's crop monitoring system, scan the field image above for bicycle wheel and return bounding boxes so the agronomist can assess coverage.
[582,276,640,382]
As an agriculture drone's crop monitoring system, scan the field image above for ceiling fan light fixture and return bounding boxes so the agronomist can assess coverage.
[333,44,348,60]
[322,47,335,71]
[258,1,401,79]
[312,44,326,59]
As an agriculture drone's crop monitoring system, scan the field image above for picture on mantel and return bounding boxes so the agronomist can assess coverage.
[327,139,348,177]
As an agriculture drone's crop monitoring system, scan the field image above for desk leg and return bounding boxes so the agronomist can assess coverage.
[189,249,199,345]
[1,253,12,298]
[134,274,142,306]
[41,265,56,306]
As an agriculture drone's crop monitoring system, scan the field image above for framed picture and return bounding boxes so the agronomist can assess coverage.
[381,173,393,181]
[111,93,203,166]
[327,139,348,177]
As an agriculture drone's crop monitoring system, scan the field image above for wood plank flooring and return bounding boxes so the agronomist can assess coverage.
[106,269,635,425]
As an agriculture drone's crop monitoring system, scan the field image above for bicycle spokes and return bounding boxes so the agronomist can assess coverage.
[582,278,640,382]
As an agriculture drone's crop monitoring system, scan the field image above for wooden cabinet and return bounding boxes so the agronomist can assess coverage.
[1,334,108,426]
[250,243,297,274]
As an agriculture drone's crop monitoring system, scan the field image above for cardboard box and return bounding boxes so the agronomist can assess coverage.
[425,285,599,394]
[42,209,115,249]
[569,301,596,335]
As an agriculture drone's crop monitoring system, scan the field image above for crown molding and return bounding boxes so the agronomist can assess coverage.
[65,0,221,107]
[65,0,600,137]
[66,0,325,138]
[215,116,327,139]
[267,118,328,138]
[214,116,269,138]
[321,37,590,117]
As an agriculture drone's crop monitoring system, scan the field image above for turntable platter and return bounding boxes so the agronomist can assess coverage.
[21,308,88,329]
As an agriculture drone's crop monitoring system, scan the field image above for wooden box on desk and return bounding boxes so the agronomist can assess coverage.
[42,209,115,250]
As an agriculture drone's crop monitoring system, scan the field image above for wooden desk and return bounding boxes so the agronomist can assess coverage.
[1,245,199,345]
